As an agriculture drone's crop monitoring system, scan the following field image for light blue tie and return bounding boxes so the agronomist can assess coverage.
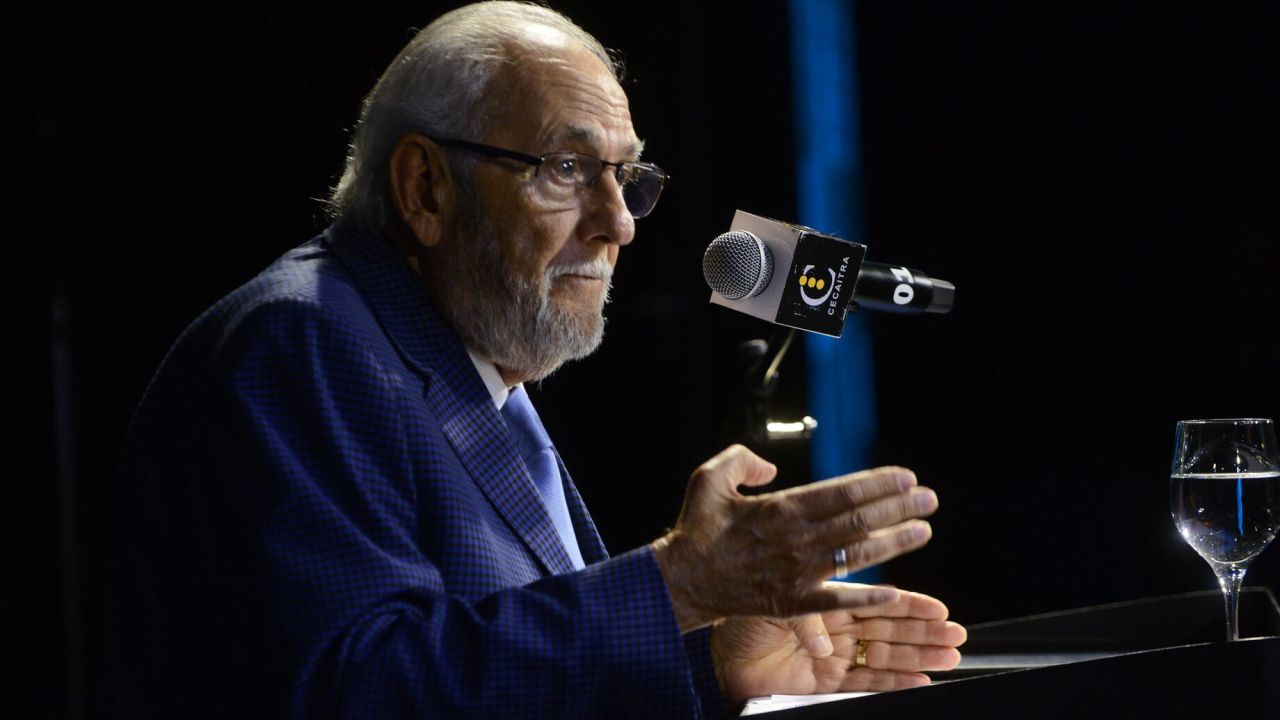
[501,386,586,570]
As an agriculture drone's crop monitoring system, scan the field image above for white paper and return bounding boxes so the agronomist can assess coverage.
[740,691,878,715]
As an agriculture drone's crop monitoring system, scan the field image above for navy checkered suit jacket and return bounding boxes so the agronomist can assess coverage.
[106,224,726,718]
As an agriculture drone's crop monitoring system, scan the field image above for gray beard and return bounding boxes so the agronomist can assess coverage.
[427,205,611,382]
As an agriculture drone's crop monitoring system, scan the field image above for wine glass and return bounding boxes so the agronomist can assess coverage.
[1171,418,1280,641]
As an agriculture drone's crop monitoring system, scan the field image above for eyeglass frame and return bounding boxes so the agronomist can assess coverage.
[424,136,668,219]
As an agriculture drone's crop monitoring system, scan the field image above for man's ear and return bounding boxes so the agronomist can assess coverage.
[388,134,455,248]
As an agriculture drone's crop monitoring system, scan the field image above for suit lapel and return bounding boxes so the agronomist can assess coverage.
[326,224,577,576]
[436,400,579,576]
[556,453,608,564]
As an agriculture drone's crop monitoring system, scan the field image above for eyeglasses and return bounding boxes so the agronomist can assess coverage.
[427,137,667,219]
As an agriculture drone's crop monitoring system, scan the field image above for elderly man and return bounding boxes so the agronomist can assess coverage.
[106,2,964,717]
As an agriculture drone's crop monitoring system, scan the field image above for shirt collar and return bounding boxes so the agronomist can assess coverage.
[466,347,514,410]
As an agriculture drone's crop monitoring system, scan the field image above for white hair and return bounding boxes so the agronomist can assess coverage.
[326,1,620,233]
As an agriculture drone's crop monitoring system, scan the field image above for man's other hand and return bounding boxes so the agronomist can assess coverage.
[710,589,966,705]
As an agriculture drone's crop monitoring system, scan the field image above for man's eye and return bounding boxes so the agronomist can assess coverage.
[548,157,580,183]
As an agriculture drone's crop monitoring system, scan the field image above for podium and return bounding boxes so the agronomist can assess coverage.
[758,587,1280,718]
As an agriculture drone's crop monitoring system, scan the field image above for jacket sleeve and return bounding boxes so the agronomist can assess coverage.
[177,294,705,719]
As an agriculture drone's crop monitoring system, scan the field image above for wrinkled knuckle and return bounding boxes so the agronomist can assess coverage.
[756,497,792,525]
[849,540,878,567]
[847,509,874,536]
[900,493,923,518]
[837,480,865,507]
[896,526,921,551]
[688,465,712,486]
[788,536,817,566]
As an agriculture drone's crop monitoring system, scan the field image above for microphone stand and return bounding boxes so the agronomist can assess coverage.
[737,327,816,450]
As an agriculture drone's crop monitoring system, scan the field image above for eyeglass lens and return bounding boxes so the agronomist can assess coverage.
[619,166,664,219]
[538,157,664,219]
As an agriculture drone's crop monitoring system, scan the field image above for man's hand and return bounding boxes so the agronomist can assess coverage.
[652,445,937,631]
[710,589,966,706]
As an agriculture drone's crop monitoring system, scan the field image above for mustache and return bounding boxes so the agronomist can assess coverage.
[547,258,614,284]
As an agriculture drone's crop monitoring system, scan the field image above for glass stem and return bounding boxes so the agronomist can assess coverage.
[1216,564,1249,641]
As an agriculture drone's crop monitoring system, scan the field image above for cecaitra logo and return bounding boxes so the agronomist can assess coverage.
[798,265,836,306]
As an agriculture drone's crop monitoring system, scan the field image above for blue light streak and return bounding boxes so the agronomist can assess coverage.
[790,0,877,581]
[1237,477,1245,536]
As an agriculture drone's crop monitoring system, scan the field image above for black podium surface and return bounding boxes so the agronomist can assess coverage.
[757,587,1280,718]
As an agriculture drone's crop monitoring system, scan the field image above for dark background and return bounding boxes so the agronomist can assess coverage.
[8,1,1279,715]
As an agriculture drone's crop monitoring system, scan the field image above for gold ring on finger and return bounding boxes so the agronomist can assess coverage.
[855,639,869,668]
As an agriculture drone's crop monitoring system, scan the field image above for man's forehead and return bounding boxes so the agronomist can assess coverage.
[489,36,642,157]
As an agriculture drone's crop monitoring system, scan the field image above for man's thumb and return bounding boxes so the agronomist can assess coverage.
[792,614,833,658]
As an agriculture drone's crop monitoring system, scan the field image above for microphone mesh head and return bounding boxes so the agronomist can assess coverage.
[702,230,773,300]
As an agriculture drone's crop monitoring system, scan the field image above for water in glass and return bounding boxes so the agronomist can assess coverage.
[1170,419,1280,641]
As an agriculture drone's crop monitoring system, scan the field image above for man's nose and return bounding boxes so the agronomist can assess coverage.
[582,170,635,247]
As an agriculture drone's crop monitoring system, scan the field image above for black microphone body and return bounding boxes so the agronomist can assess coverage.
[849,261,955,316]
[702,210,954,337]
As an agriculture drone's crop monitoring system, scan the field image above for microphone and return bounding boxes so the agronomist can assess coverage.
[702,210,955,337]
